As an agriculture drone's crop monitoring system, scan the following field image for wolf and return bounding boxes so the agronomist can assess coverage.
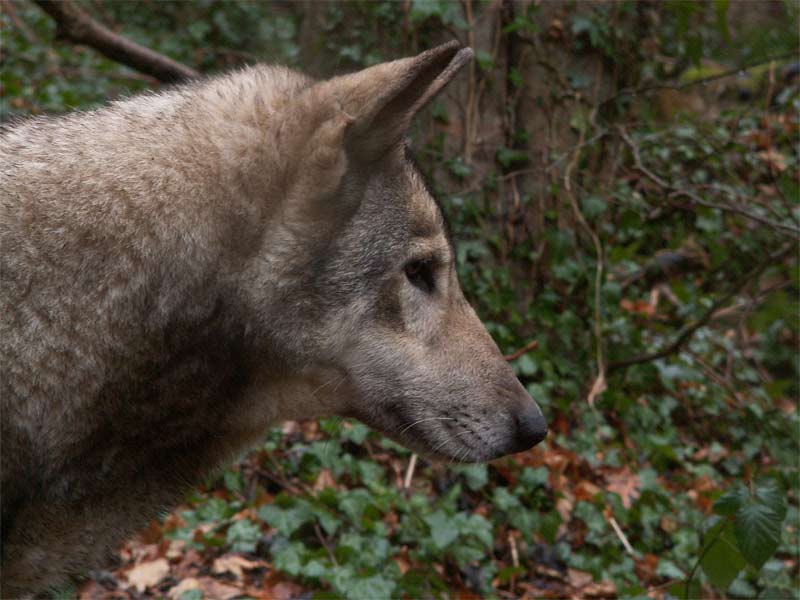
[0,41,547,596]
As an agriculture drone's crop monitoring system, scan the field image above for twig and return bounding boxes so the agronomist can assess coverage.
[668,190,800,240]
[684,516,734,599]
[314,523,339,566]
[618,126,800,239]
[608,515,635,556]
[403,453,417,489]
[598,50,800,108]
[507,530,520,591]
[504,339,539,362]
[508,532,520,568]
[608,244,794,372]
[452,130,609,197]
[34,0,199,83]
[685,350,742,408]
[564,107,606,406]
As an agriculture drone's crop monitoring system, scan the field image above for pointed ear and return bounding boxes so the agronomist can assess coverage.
[316,41,473,158]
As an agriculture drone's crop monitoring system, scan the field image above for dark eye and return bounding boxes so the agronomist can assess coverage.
[405,259,435,293]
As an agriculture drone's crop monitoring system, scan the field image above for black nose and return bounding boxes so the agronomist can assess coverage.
[510,404,548,452]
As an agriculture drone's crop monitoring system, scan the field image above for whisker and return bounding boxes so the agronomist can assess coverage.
[398,416,455,435]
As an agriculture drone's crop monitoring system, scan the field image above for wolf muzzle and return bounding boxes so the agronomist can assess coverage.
[509,402,548,453]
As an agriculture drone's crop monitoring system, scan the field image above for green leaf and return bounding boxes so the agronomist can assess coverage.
[713,484,747,516]
[492,487,522,512]
[581,195,607,219]
[475,50,494,70]
[258,503,313,537]
[345,574,397,599]
[496,147,528,168]
[734,501,783,570]
[425,510,459,549]
[516,353,538,376]
[701,520,746,591]
[179,590,204,600]
[225,518,261,553]
[753,479,788,520]
[453,464,488,490]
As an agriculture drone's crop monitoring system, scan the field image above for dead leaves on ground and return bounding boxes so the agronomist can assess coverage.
[79,531,304,599]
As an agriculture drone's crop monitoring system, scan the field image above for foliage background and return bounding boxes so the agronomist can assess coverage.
[1,1,798,598]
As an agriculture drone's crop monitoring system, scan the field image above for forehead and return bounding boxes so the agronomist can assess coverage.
[403,146,453,253]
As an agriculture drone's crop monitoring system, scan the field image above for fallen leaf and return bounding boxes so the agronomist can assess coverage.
[582,580,617,598]
[574,480,602,502]
[166,539,186,560]
[620,298,656,317]
[212,554,264,579]
[604,466,641,509]
[265,580,307,600]
[758,149,786,171]
[168,577,201,599]
[127,558,169,592]
[556,494,574,522]
[567,568,593,588]
[313,468,336,492]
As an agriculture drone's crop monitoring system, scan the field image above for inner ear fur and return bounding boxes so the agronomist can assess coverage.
[275,42,472,222]
[315,41,474,159]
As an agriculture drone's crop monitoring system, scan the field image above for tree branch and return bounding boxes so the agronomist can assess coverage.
[598,50,800,109]
[618,126,800,240]
[34,0,200,84]
[607,244,794,372]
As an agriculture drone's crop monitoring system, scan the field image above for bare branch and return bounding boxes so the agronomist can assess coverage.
[607,244,794,372]
[598,50,800,109]
[504,339,539,362]
[34,0,200,84]
[564,107,606,406]
[618,126,800,240]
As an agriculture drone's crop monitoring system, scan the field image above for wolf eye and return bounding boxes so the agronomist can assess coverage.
[405,259,435,293]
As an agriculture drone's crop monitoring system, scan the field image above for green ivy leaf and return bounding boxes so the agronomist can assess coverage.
[225,519,260,553]
[345,574,397,599]
[425,510,459,549]
[701,520,746,590]
[258,503,312,537]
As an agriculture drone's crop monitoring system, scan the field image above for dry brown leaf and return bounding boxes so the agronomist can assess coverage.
[212,554,264,579]
[660,514,678,533]
[166,539,186,560]
[168,577,201,599]
[567,568,594,588]
[127,558,169,592]
[582,580,617,598]
[604,466,641,509]
[313,468,336,492]
[620,298,657,317]
[195,576,244,600]
[556,494,574,522]
[264,581,307,600]
[574,480,602,502]
[758,149,787,171]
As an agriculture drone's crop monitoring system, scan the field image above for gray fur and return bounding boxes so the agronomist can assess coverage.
[0,42,545,596]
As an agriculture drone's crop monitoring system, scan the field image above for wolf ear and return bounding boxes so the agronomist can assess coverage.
[317,41,473,159]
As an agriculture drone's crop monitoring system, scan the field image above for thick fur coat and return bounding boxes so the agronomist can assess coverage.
[0,42,546,596]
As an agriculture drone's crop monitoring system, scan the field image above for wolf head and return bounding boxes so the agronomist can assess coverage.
[245,42,547,462]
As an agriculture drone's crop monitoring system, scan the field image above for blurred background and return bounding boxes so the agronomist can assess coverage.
[1,1,798,598]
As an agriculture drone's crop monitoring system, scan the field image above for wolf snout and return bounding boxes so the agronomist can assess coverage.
[509,403,548,453]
